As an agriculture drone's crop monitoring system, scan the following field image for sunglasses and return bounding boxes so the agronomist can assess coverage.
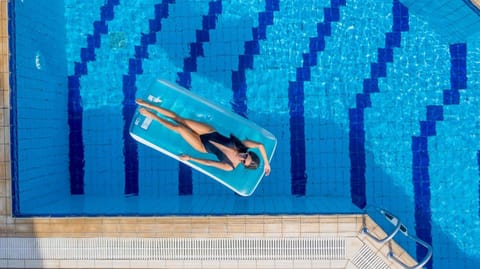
[238,153,249,164]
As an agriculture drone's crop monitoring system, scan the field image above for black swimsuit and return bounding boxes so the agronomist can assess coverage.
[199,132,247,168]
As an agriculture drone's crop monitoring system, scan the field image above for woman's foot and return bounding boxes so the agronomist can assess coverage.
[136,98,151,108]
[137,98,178,120]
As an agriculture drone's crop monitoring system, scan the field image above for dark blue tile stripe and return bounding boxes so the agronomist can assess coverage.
[348,0,408,208]
[175,0,223,196]
[122,0,175,195]
[8,1,20,215]
[68,0,120,195]
[231,0,280,118]
[176,1,222,89]
[411,134,432,269]
[412,43,466,269]
[478,150,480,217]
[289,0,346,196]
[224,0,280,197]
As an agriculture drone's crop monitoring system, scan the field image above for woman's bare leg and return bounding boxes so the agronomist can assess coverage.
[136,98,215,135]
[139,108,207,153]
[176,118,215,135]
[136,98,177,118]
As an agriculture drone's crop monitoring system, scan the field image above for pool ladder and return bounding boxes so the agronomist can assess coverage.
[360,206,433,269]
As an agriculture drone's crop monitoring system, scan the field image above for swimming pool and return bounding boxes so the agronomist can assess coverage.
[9,0,480,268]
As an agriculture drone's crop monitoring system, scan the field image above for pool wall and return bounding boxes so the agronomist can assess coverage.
[401,0,480,42]
[10,0,69,214]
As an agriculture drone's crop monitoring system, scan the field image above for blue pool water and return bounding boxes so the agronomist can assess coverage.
[9,0,480,268]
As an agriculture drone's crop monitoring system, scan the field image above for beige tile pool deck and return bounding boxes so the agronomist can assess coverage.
[0,1,419,268]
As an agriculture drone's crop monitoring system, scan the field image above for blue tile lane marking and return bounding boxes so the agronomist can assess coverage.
[8,0,20,214]
[176,0,223,196]
[348,0,408,208]
[289,0,346,196]
[231,0,279,118]
[68,0,120,195]
[224,0,279,197]
[176,0,278,195]
[449,43,467,92]
[411,133,432,269]
[411,43,466,269]
[122,0,175,195]
[176,1,222,89]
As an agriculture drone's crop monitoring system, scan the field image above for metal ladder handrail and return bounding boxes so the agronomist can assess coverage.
[361,206,403,244]
[360,205,433,269]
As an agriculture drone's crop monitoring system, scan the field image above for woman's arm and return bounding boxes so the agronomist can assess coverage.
[179,154,233,171]
[242,140,271,176]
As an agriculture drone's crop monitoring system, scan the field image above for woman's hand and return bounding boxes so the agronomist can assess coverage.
[179,154,191,161]
[264,163,271,176]
[244,140,271,176]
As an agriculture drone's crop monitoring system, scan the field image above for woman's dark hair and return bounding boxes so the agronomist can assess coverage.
[244,151,260,170]
[230,134,260,169]
[230,134,248,152]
